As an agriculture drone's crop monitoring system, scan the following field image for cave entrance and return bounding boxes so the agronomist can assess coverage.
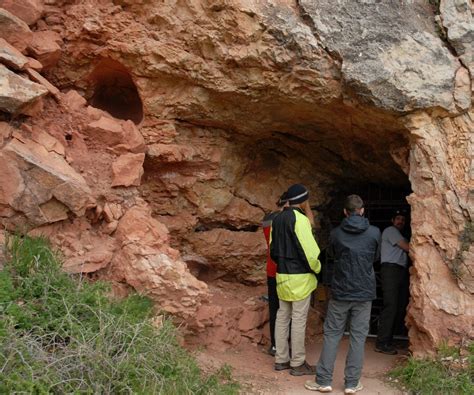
[318,182,412,339]
[87,59,143,124]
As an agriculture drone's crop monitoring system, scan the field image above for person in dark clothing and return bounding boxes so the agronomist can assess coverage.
[375,210,410,355]
[262,192,288,356]
[305,195,381,394]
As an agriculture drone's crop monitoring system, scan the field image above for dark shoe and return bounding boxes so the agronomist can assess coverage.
[375,344,397,355]
[290,361,316,376]
[274,361,291,371]
[267,345,276,356]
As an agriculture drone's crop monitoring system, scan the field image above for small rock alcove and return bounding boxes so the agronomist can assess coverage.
[87,59,143,124]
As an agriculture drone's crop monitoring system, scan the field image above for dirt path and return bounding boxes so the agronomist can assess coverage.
[197,337,407,394]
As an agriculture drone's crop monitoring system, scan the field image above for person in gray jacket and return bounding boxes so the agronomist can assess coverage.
[375,209,410,355]
[305,195,381,394]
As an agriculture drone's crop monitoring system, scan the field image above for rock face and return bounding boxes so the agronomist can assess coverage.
[0,64,47,114]
[0,0,44,26]
[0,0,472,354]
[299,0,469,113]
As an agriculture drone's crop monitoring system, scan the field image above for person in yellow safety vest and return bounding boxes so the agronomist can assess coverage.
[270,183,321,376]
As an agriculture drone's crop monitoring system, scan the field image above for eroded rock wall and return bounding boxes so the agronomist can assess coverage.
[0,0,472,353]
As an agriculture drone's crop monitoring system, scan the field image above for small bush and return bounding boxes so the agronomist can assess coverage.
[389,343,474,394]
[0,234,239,394]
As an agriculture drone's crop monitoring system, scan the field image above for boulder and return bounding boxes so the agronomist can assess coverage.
[116,120,146,153]
[1,136,94,225]
[111,152,145,187]
[0,8,32,52]
[26,30,62,69]
[299,0,461,113]
[0,0,44,26]
[84,116,124,146]
[0,63,47,114]
[107,205,209,320]
[62,89,87,111]
[0,37,29,69]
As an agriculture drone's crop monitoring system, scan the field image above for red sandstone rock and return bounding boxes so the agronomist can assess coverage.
[84,116,124,146]
[26,57,42,70]
[0,37,29,69]
[0,122,12,147]
[25,67,61,100]
[62,89,87,111]
[0,64,47,114]
[116,120,146,153]
[105,205,209,320]
[0,0,471,356]
[187,229,267,284]
[0,8,32,52]
[0,0,44,26]
[26,30,62,69]
[1,136,94,225]
[147,143,195,162]
[111,153,145,187]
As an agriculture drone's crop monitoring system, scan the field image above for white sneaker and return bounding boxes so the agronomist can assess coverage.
[304,380,333,392]
[344,381,363,393]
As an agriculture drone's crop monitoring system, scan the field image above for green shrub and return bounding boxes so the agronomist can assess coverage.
[0,234,239,394]
[389,343,474,395]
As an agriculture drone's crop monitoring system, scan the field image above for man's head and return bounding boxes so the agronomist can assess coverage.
[391,209,407,230]
[285,184,309,207]
[344,194,364,217]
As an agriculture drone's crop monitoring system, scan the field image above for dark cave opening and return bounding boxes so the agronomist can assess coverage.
[87,59,143,124]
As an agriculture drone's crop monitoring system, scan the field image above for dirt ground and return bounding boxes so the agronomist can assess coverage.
[197,336,408,394]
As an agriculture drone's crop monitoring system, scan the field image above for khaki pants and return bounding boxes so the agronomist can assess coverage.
[275,294,311,367]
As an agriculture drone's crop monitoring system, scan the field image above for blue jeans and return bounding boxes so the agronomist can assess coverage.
[316,299,372,388]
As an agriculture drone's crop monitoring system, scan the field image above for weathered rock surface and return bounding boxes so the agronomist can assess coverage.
[440,0,474,75]
[105,205,209,320]
[0,0,471,354]
[111,152,145,187]
[26,30,62,69]
[0,0,44,26]
[0,8,32,52]
[0,37,29,69]
[0,64,47,114]
[299,0,467,112]
[1,135,94,226]
[405,110,473,354]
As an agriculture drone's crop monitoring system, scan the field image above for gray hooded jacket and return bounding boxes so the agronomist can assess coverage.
[328,214,381,301]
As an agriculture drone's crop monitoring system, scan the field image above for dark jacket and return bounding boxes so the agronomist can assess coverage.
[329,214,381,301]
[270,207,321,301]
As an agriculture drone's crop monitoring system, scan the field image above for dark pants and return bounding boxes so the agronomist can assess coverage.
[376,264,408,346]
[267,276,279,347]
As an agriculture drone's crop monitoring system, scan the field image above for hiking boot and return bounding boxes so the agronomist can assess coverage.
[374,343,397,355]
[274,361,291,371]
[290,361,316,376]
[344,381,363,394]
[304,380,333,392]
[267,345,276,356]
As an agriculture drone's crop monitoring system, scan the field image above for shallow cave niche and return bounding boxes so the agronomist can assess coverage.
[87,58,143,124]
